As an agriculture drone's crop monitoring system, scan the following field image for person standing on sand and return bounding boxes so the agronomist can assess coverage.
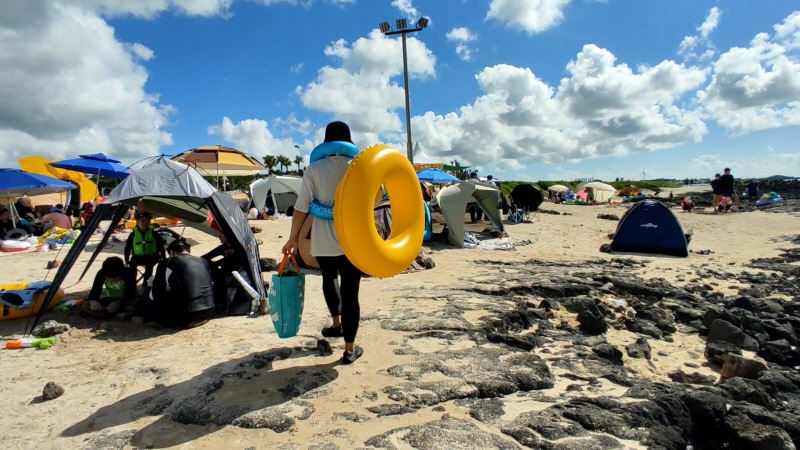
[282,121,364,364]
[710,173,722,212]
[719,168,741,209]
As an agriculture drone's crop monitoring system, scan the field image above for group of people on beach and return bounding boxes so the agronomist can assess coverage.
[680,167,744,214]
[78,121,370,365]
[87,210,249,331]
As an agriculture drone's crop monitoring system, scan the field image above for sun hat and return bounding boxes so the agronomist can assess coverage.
[18,197,32,207]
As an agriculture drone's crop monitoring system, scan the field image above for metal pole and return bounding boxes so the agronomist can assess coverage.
[401,32,414,165]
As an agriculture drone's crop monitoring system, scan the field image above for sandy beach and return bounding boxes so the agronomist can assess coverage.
[1,191,799,450]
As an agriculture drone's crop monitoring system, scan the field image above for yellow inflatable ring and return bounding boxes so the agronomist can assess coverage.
[334,144,424,278]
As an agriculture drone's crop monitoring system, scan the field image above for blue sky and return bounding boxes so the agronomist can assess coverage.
[2,1,799,181]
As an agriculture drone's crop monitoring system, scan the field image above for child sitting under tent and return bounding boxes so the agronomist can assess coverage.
[125,211,166,287]
[82,256,137,318]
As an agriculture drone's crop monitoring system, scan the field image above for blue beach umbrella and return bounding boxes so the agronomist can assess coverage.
[0,168,76,223]
[50,153,130,179]
[416,168,459,184]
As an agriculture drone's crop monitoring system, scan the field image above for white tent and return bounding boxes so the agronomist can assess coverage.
[250,175,303,214]
[579,181,616,203]
[436,182,505,247]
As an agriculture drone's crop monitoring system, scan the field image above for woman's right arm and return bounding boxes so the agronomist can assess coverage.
[283,167,314,255]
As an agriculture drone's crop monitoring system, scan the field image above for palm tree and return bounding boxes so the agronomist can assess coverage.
[277,155,292,173]
[294,155,304,173]
[262,155,278,174]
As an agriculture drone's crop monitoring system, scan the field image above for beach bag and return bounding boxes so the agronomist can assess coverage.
[268,254,305,338]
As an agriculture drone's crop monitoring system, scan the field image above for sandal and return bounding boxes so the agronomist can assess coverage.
[342,346,363,364]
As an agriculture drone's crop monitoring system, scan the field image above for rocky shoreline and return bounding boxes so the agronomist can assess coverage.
[73,235,800,450]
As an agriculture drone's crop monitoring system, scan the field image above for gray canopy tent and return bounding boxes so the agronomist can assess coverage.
[436,182,505,247]
[28,157,266,333]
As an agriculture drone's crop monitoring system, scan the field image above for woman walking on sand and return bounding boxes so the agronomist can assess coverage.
[282,121,364,364]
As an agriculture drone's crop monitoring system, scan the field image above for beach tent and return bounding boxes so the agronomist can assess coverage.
[250,175,303,215]
[616,185,640,197]
[436,182,505,247]
[28,157,266,333]
[581,182,616,203]
[611,200,688,257]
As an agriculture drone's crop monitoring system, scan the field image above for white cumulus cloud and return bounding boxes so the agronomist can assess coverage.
[391,0,419,22]
[0,2,174,167]
[699,6,721,39]
[412,45,708,167]
[298,29,436,134]
[699,11,800,132]
[487,0,572,34]
[678,7,721,61]
[447,27,477,61]
[208,117,309,159]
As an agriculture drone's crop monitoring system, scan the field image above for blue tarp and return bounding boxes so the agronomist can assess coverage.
[611,200,688,257]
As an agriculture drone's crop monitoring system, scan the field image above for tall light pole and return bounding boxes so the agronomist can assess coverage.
[379,17,429,165]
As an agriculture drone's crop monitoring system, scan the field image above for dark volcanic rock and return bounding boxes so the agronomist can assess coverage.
[727,403,800,448]
[592,343,623,366]
[539,298,561,311]
[705,341,743,365]
[367,404,418,417]
[577,303,607,334]
[505,410,589,441]
[468,398,504,424]
[683,391,727,448]
[42,382,65,401]
[724,413,795,450]
[625,338,652,359]
[758,339,800,367]
[703,307,741,328]
[366,417,520,450]
[667,370,716,386]
[707,319,747,347]
[625,319,663,339]
[713,377,772,407]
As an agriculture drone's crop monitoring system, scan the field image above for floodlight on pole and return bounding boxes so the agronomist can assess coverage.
[378,16,429,165]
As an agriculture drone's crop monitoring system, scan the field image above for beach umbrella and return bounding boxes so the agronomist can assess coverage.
[548,184,570,192]
[50,153,131,179]
[172,145,267,189]
[0,169,75,223]
[416,168,459,184]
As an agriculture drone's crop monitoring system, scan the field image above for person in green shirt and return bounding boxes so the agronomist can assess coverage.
[124,211,166,286]
[82,257,137,318]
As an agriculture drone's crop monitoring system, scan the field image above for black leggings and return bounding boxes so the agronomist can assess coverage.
[316,255,362,343]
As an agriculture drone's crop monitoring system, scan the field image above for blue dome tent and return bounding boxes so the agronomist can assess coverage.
[611,200,689,257]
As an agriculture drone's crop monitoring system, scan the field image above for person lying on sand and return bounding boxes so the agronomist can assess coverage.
[82,257,137,318]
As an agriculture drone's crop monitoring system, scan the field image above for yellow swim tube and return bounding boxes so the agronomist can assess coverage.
[334,144,424,278]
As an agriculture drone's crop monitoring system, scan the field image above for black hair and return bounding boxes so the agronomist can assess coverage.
[470,172,478,178]
[168,239,191,254]
[323,121,354,144]
[102,256,125,278]
[486,175,493,180]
